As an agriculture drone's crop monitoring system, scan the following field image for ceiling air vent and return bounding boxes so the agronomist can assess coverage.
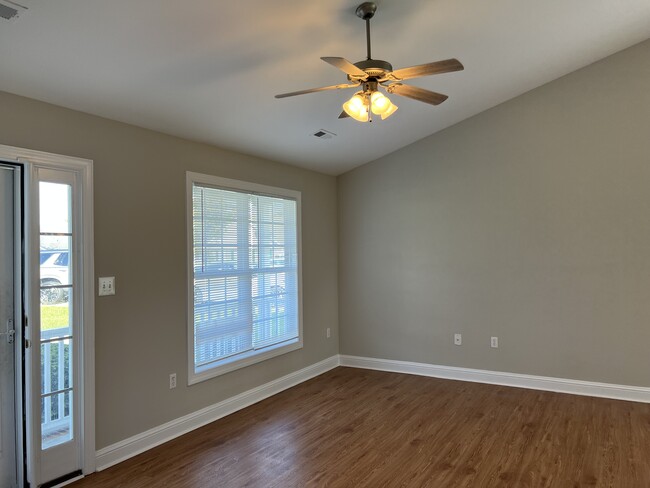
[0,1,28,22]
[312,129,336,140]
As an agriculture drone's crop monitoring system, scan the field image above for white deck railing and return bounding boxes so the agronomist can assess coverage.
[41,328,72,449]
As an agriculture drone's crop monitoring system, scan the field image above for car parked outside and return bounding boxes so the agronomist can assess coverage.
[40,250,70,304]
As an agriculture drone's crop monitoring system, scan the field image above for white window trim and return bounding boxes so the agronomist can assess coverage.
[0,144,95,481]
[186,172,303,385]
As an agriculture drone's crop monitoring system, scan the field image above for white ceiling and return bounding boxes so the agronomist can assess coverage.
[1,1,649,175]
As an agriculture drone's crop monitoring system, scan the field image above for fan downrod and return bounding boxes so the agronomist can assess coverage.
[355,2,377,20]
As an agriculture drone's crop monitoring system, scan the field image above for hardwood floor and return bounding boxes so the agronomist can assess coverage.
[72,367,650,487]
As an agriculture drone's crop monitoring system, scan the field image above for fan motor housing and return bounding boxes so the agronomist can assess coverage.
[351,59,393,80]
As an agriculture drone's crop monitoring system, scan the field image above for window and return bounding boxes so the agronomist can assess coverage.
[187,173,302,383]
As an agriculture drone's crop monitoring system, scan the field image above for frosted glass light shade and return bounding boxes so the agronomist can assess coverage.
[370,91,390,114]
[370,91,398,120]
[342,93,369,122]
[380,101,398,120]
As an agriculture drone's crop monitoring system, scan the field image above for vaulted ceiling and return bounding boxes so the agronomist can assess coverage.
[1,1,649,174]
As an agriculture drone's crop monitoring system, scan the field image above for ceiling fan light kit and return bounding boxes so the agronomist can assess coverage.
[341,83,399,122]
[275,2,464,123]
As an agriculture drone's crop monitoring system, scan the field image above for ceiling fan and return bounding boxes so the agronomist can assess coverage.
[275,2,464,122]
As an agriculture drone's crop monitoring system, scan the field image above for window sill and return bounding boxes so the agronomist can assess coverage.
[188,338,303,385]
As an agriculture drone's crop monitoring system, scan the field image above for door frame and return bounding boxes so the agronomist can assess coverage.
[0,144,95,485]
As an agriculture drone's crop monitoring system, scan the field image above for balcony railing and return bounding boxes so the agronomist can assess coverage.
[41,328,72,449]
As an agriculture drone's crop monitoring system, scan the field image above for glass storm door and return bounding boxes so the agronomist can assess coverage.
[0,165,19,487]
[36,169,82,484]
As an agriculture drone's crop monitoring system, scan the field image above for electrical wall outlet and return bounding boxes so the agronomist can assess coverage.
[454,333,462,346]
[169,373,177,389]
[326,327,331,338]
[491,337,499,348]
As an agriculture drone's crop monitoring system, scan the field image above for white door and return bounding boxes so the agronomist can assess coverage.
[35,168,82,484]
[0,165,18,488]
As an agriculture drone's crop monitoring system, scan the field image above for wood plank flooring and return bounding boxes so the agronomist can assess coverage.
[71,367,650,487]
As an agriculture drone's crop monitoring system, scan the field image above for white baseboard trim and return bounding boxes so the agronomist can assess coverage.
[95,355,340,471]
[339,355,650,404]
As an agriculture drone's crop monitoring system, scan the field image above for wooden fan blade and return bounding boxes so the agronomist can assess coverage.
[388,58,464,81]
[387,84,448,105]
[275,83,359,99]
[321,57,368,78]
[338,110,350,119]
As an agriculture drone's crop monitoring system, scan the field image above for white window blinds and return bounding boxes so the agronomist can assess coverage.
[191,181,299,374]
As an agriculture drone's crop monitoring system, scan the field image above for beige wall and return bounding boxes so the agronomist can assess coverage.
[0,91,339,449]
[338,40,650,387]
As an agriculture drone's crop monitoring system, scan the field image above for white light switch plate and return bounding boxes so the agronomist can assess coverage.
[98,276,115,296]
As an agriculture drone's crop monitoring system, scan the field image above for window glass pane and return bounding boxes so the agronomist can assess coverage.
[40,236,72,287]
[40,339,72,395]
[192,182,299,372]
[40,298,72,343]
[41,391,73,450]
[39,182,71,234]
[252,271,297,348]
